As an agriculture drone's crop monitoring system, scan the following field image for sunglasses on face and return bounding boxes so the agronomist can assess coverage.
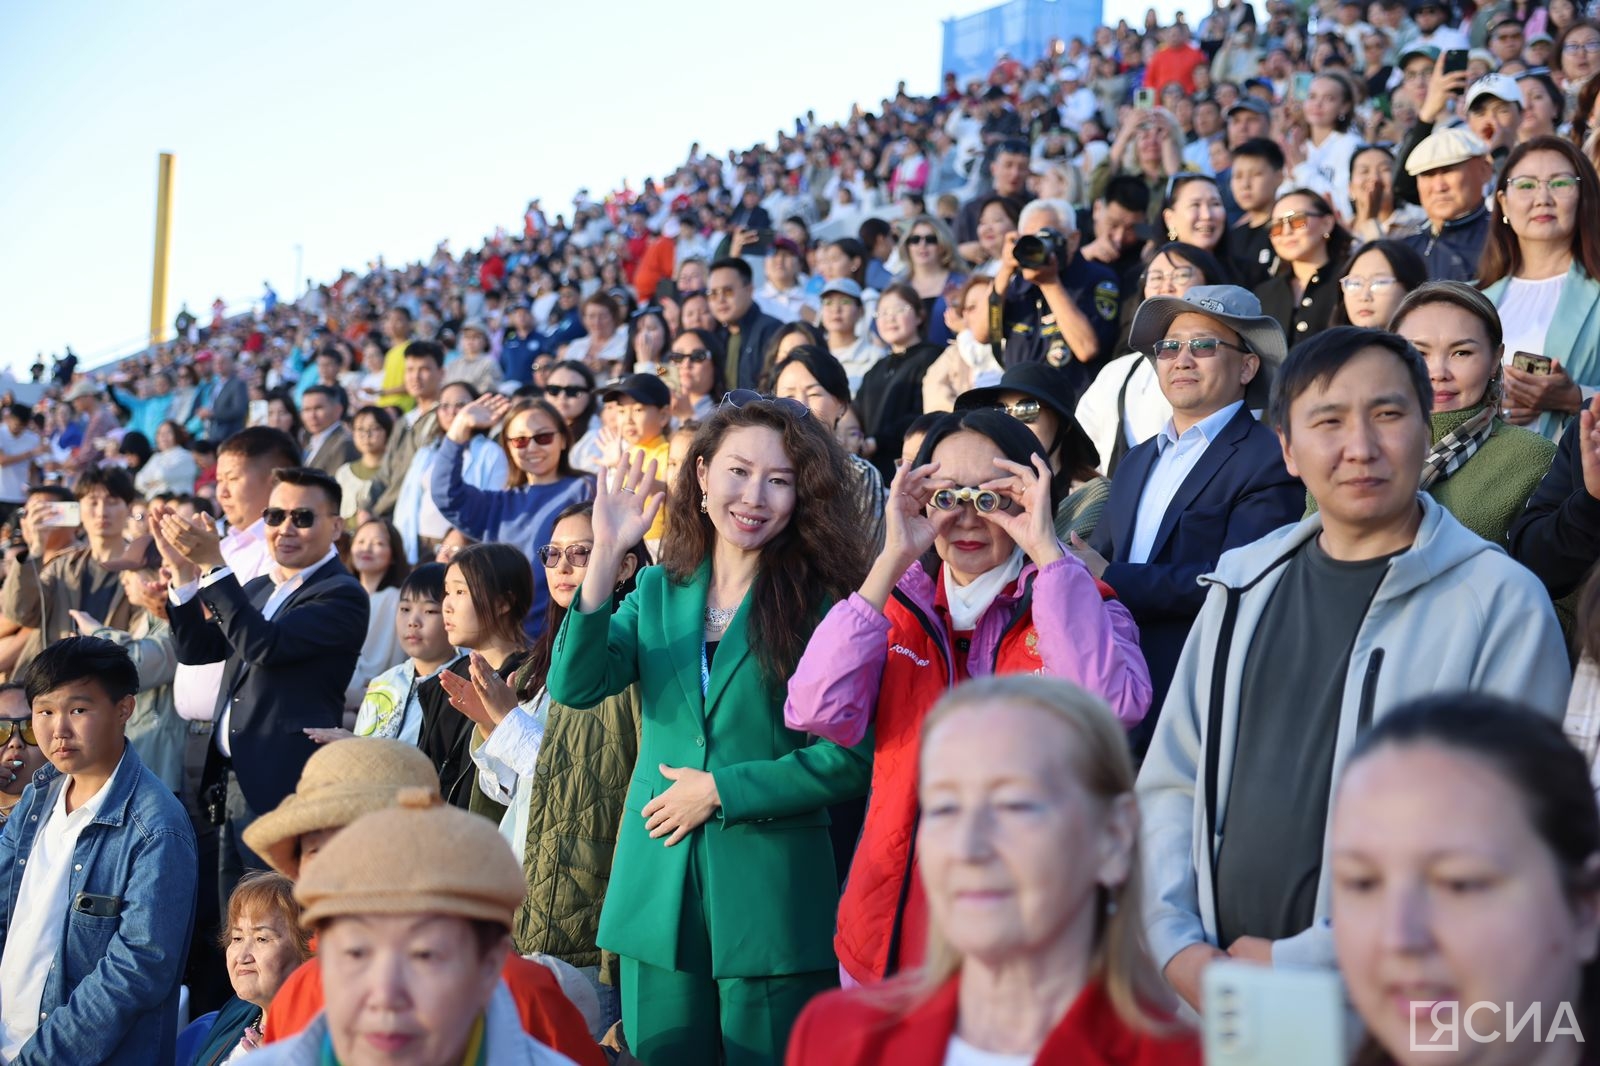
[671,349,713,363]
[930,487,1013,513]
[1153,337,1250,359]
[1268,210,1330,237]
[719,389,811,419]
[536,544,591,568]
[0,719,36,747]
[997,399,1042,424]
[262,507,330,529]
[507,430,560,449]
[541,385,589,399]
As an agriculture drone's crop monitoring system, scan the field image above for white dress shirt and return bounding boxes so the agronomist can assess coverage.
[472,693,550,860]
[172,520,273,723]
[0,751,128,1059]
[170,545,338,756]
[1127,401,1244,565]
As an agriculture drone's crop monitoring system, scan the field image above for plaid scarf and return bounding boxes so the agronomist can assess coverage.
[1419,402,1497,491]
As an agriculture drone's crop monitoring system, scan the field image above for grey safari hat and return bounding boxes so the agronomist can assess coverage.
[1127,285,1287,408]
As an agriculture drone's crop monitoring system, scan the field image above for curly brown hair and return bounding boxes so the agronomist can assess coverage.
[660,398,869,685]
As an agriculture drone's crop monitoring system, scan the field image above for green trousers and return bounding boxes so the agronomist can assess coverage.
[619,831,836,1065]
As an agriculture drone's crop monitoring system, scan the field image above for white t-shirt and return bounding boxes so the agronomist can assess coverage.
[942,1035,1032,1066]
[1496,273,1567,365]
[1294,128,1361,221]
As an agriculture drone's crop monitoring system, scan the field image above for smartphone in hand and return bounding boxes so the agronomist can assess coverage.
[1203,961,1347,1066]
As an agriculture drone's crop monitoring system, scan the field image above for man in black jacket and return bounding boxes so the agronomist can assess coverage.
[709,257,782,390]
[1509,394,1600,599]
[153,466,368,902]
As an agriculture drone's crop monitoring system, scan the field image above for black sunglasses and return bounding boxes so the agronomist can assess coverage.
[262,507,330,529]
[671,349,713,363]
[719,389,810,419]
[541,385,589,399]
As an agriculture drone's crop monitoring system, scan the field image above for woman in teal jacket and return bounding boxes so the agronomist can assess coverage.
[547,394,872,1066]
[1479,135,1600,440]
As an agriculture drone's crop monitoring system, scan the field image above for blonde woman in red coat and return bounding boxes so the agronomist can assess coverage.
[786,675,1199,1066]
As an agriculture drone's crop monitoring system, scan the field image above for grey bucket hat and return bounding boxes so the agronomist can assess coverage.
[1127,285,1287,408]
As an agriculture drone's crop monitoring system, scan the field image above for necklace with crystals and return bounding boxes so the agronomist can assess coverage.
[705,605,736,631]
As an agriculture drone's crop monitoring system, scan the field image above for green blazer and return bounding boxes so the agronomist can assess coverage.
[547,561,871,979]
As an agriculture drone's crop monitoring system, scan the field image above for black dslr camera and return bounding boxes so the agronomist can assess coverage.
[1014,228,1065,269]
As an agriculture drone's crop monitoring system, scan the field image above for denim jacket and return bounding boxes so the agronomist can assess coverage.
[0,742,198,1065]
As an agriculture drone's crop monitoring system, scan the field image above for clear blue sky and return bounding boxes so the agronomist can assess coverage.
[1,0,1192,375]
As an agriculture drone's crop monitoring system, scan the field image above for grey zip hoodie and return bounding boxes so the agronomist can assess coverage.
[1138,495,1571,973]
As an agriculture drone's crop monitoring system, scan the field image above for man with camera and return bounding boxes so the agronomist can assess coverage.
[991,198,1122,405]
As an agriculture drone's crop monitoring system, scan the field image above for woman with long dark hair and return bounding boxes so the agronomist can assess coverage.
[1479,135,1600,438]
[547,397,872,1064]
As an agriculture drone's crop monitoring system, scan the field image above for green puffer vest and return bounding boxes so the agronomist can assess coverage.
[510,686,640,969]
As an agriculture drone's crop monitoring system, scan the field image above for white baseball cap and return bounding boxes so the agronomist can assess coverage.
[1465,72,1525,112]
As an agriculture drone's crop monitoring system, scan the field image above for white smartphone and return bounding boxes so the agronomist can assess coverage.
[1203,961,1347,1066]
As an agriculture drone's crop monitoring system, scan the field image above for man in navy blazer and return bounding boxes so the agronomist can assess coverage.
[1074,287,1305,752]
[153,466,368,901]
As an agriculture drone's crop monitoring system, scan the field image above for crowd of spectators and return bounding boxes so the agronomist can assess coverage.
[11,1,1600,1062]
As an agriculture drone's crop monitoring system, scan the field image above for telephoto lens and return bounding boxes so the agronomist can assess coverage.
[1013,228,1062,269]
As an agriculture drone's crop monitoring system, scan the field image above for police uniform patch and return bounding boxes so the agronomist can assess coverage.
[1094,281,1119,321]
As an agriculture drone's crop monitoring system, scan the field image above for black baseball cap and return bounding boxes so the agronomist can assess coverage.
[602,373,672,408]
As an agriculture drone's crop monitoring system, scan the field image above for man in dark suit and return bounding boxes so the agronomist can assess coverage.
[152,466,368,902]
[299,385,358,476]
[1073,286,1304,751]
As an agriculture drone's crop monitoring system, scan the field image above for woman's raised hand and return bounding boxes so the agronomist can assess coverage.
[592,446,664,551]
[979,454,1063,565]
[882,459,943,568]
[447,395,509,444]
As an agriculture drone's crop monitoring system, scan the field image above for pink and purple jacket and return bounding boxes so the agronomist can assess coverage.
[784,553,1152,984]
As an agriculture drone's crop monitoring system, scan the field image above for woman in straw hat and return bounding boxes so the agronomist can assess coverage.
[245,787,577,1066]
[241,738,605,1066]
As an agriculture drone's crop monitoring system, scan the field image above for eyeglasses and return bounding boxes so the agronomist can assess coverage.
[1146,267,1198,288]
[719,389,810,419]
[262,507,331,528]
[506,430,559,450]
[930,487,1013,513]
[670,349,712,363]
[997,399,1042,424]
[905,233,939,246]
[1504,174,1581,196]
[1153,338,1250,359]
[1564,39,1600,54]
[541,384,589,399]
[536,544,591,568]
[706,286,740,300]
[1339,275,1400,293]
[1268,210,1330,236]
[0,719,36,747]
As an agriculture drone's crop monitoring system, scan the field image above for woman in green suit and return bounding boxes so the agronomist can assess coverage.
[547,393,872,1066]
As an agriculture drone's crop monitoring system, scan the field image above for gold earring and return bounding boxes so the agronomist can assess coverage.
[699,495,707,513]
[1167,228,1177,240]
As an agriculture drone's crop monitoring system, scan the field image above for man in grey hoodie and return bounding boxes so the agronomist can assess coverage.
[1139,325,1571,1010]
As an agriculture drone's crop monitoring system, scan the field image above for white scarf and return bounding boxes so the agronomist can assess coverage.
[942,547,1025,631]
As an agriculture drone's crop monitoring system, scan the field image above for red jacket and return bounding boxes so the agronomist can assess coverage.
[1143,45,1207,92]
[634,235,678,304]
[787,978,1201,1066]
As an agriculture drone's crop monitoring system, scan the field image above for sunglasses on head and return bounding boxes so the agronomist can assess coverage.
[0,719,36,747]
[541,385,589,399]
[507,430,560,450]
[262,507,329,529]
[536,544,591,568]
[671,349,713,363]
[930,487,1013,513]
[719,389,810,419]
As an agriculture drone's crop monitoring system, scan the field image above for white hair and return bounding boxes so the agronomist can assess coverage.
[1019,197,1077,235]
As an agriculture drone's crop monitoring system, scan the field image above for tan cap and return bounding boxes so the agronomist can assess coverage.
[1405,127,1490,176]
[294,788,526,929]
[242,738,440,880]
